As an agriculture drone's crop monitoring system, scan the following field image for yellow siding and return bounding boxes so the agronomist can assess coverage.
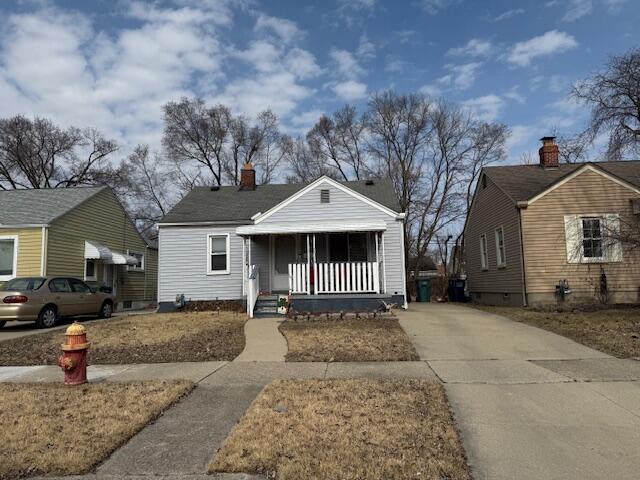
[0,228,43,276]
[46,189,157,304]
[464,175,524,304]
[522,169,640,303]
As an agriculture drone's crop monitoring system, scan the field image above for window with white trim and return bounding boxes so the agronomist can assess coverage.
[479,234,488,271]
[0,236,17,281]
[208,234,230,274]
[495,227,506,267]
[127,251,145,271]
[581,218,603,259]
[85,259,97,281]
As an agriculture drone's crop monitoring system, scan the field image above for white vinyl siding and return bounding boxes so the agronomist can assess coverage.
[564,214,622,264]
[479,234,488,270]
[207,233,230,274]
[495,227,506,267]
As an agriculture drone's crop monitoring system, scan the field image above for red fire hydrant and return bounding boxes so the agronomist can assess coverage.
[58,321,91,386]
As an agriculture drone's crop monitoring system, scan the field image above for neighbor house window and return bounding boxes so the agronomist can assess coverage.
[479,234,488,271]
[0,236,17,281]
[208,234,230,274]
[581,217,603,259]
[495,227,506,267]
[127,251,145,271]
[84,259,97,281]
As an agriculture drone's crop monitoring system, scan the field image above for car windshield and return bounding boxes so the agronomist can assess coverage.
[0,277,46,291]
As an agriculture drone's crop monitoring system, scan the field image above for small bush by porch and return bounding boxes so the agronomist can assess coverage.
[278,315,419,362]
[0,311,247,365]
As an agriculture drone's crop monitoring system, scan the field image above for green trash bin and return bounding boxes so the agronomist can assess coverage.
[415,278,431,302]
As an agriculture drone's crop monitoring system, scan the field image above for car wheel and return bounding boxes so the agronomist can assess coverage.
[0,321,6,329]
[99,301,113,319]
[36,306,57,329]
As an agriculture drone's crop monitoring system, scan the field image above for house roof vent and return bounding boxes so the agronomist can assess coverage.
[210,185,220,191]
[365,179,375,185]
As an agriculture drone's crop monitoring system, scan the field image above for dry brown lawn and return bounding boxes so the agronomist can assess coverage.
[279,318,419,362]
[210,379,470,480]
[0,380,193,479]
[476,305,640,359]
[0,311,247,365]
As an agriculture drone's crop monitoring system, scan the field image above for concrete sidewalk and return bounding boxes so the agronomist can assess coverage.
[398,303,640,480]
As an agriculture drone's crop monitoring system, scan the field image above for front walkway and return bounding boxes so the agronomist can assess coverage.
[234,317,287,362]
[397,303,640,480]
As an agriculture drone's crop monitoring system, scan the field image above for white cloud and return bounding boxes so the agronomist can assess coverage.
[356,34,376,59]
[332,80,368,100]
[416,0,461,15]
[291,109,324,127]
[505,30,578,67]
[446,38,493,58]
[385,57,408,74]
[462,95,505,122]
[504,87,526,104]
[254,14,303,44]
[439,62,482,90]
[330,48,365,79]
[285,48,323,79]
[493,8,525,21]
[338,0,376,9]
[562,0,593,21]
[419,84,442,97]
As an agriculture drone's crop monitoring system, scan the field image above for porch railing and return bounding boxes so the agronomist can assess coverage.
[246,265,259,318]
[289,261,380,295]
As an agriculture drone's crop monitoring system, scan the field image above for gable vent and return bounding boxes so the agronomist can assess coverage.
[320,189,330,203]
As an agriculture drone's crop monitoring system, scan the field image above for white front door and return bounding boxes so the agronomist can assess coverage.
[103,264,117,296]
[272,235,297,292]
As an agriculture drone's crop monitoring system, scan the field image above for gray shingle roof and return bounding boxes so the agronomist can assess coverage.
[0,186,107,225]
[483,161,640,203]
[160,179,401,224]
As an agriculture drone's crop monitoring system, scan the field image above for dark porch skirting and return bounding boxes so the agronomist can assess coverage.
[288,294,404,313]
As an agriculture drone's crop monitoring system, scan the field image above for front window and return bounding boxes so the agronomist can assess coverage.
[0,236,17,281]
[495,227,506,267]
[479,234,488,270]
[582,218,603,259]
[127,251,144,271]
[208,234,230,274]
[85,260,97,281]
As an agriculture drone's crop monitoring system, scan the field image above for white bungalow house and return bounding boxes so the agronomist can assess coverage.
[157,163,407,316]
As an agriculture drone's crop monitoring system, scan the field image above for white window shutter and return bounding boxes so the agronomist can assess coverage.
[604,214,622,262]
[564,215,581,263]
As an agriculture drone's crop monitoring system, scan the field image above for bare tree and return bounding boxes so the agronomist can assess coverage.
[282,136,339,183]
[162,98,230,186]
[572,48,640,160]
[556,133,590,163]
[0,116,119,190]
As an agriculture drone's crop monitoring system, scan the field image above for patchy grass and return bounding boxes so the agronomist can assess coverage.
[210,379,470,480]
[0,380,193,479]
[476,305,640,359]
[0,311,247,365]
[279,318,419,362]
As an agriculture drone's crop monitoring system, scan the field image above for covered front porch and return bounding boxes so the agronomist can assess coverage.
[237,221,389,317]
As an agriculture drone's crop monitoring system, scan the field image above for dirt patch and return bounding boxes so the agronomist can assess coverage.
[0,380,193,479]
[181,300,244,313]
[279,317,419,362]
[210,379,470,480]
[0,311,247,365]
[476,305,640,359]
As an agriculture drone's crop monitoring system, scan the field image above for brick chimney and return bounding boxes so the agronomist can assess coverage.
[539,136,559,169]
[239,162,256,190]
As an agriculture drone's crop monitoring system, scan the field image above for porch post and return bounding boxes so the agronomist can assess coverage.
[381,232,387,294]
[312,234,317,295]
[306,234,311,294]
[375,232,380,294]
[242,237,246,296]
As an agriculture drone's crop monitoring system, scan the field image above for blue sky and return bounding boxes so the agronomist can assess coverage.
[0,0,638,161]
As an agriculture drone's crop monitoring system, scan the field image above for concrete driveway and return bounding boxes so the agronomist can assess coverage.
[398,303,640,480]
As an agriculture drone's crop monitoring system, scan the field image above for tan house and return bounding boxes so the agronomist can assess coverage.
[464,137,640,306]
[0,186,157,311]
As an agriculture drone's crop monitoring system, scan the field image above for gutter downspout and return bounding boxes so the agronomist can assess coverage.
[40,227,48,276]
[516,203,528,307]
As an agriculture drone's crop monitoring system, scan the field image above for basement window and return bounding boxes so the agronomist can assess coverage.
[320,189,330,203]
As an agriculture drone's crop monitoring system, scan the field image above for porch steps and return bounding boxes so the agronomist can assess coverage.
[253,295,282,317]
